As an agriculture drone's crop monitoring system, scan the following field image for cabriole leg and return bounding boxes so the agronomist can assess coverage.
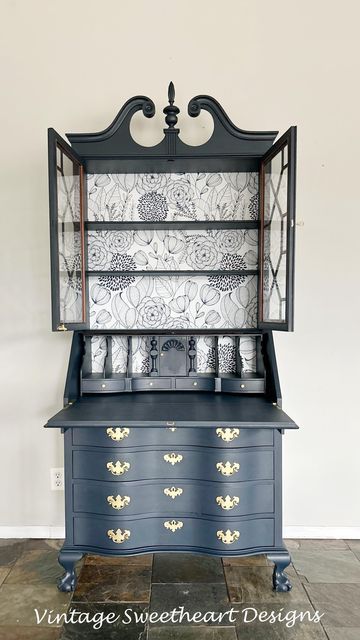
[58,551,83,592]
[267,552,292,592]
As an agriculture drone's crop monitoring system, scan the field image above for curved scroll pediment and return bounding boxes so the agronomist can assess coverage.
[66,82,278,172]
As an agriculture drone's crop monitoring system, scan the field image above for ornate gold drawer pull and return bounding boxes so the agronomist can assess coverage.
[216,428,240,442]
[107,528,131,544]
[106,460,131,476]
[164,453,183,465]
[216,495,240,510]
[216,461,240,476]
[107,495,131,510]
[164,520,183,533]
[106,427,130,441]
[164,487,183,499]
[217,529,240,545]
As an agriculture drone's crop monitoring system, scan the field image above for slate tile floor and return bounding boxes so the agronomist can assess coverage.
[0,539,359,639]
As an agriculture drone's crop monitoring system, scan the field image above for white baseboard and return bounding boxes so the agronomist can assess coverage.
[0,526,360,539]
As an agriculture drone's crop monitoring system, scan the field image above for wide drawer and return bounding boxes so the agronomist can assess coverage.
[175,378,215,391]
[221,378,265,394]
[72,447,273,483]
[73,479,274,517]
[73,514,274,552]
[72,427,273,449]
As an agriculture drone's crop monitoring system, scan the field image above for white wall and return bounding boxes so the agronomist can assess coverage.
[0,0,359,535]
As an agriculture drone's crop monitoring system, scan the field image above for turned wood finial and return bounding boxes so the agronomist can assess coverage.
[163,81,180,129]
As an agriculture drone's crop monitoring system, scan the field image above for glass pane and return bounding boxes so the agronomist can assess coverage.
[87,172,259,222]
[262,143,288,322]
[56,143,84,324]
[88,274,258,330]
[87,229,258,272]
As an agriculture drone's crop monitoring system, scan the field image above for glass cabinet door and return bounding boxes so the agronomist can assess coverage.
[48,129,86,331]
[259,127,296,331]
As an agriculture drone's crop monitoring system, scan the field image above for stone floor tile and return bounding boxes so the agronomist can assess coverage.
[0,627,61,639]
[0,540,26,567]
[24,540,64,552]
[0,584,70,626]
[304,583,360,627]
[222,555,270,567]
[285,539,349,551]
[345,540,360,561]
[152,553,224,583]
[5,550,63,585]
[73,565,151,603]
[233,622,326,638]
[324,628,360,640]
[148,627,237,639]
[59,603,148,639]
[0,568,10,587]
[84,553,153,567]
[292,550,360,583]
[224,566,309,603]
[150,583,231,625]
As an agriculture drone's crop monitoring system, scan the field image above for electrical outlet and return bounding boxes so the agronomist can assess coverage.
[50,467,64,491]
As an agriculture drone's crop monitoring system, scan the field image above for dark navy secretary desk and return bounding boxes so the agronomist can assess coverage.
[45,83,298,593]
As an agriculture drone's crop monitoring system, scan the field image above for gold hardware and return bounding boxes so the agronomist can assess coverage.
[216,428,240,442]
[164,453,183,465]
[216,495,240,510]
[167,427,177,432]
[164,520,183,533]
[164,487,183,499]
[216,461,240,476]
[57,323,68,332]
[166,421,175,426]
[107,495,131,510]
[107,528,131,544]
[217,529,240,545]
[240,384,245,389]
[106,460,130,476]
[106,427,130,441]
[101,383,106,389]
[193,381,198,386]
[160,352,164,356]
[149,382,153,386]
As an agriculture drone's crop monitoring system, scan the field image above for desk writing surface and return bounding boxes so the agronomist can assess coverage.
[45,393,298,429]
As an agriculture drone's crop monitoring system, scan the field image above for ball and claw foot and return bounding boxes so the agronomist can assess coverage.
[57,551,83,592]
[267,552,292,592]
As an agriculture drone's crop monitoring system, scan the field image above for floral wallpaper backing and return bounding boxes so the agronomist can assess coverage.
[87,172,258,222]
[90,335,257,375]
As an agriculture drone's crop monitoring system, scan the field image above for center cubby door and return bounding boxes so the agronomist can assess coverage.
[48,128,87,331]
[258,126,296,331]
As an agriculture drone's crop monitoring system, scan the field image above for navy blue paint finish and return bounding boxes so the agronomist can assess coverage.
[73,478,274,517]
[72,426,274,449]
[72,514,275,553]
[72,447,274,483]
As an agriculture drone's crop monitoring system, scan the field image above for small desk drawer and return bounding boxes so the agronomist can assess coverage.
[73,479,274,517]
[132,378,171,391]
[72,427,273,449]
[175,378,215,391]
[72,447,274,483]
[73,514,274,553]
[221,378,265,394]
[82,379,126,393]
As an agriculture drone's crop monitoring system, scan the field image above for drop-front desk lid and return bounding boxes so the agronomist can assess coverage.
[45,393,298,429]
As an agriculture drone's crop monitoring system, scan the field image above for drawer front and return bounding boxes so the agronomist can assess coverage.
[175,378,215,391]
[72,427,273,449]
[221,378,265,394]
[72,448,273,483]
[73,515,274,552]
[82,379,126,393]
[73,479,274,517]
[132,378,171,391]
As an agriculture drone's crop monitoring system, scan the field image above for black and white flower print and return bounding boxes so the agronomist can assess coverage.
[208,254,247,291]
[89,274,257,330]
[87,229,258,272]
[99,255,136,292]
[87,172,259,222]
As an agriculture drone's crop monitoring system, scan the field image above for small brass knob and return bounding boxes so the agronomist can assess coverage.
[149,382,153,386]
[193,382,198,386]
[101,383,106,389]
[240,384,245,389]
